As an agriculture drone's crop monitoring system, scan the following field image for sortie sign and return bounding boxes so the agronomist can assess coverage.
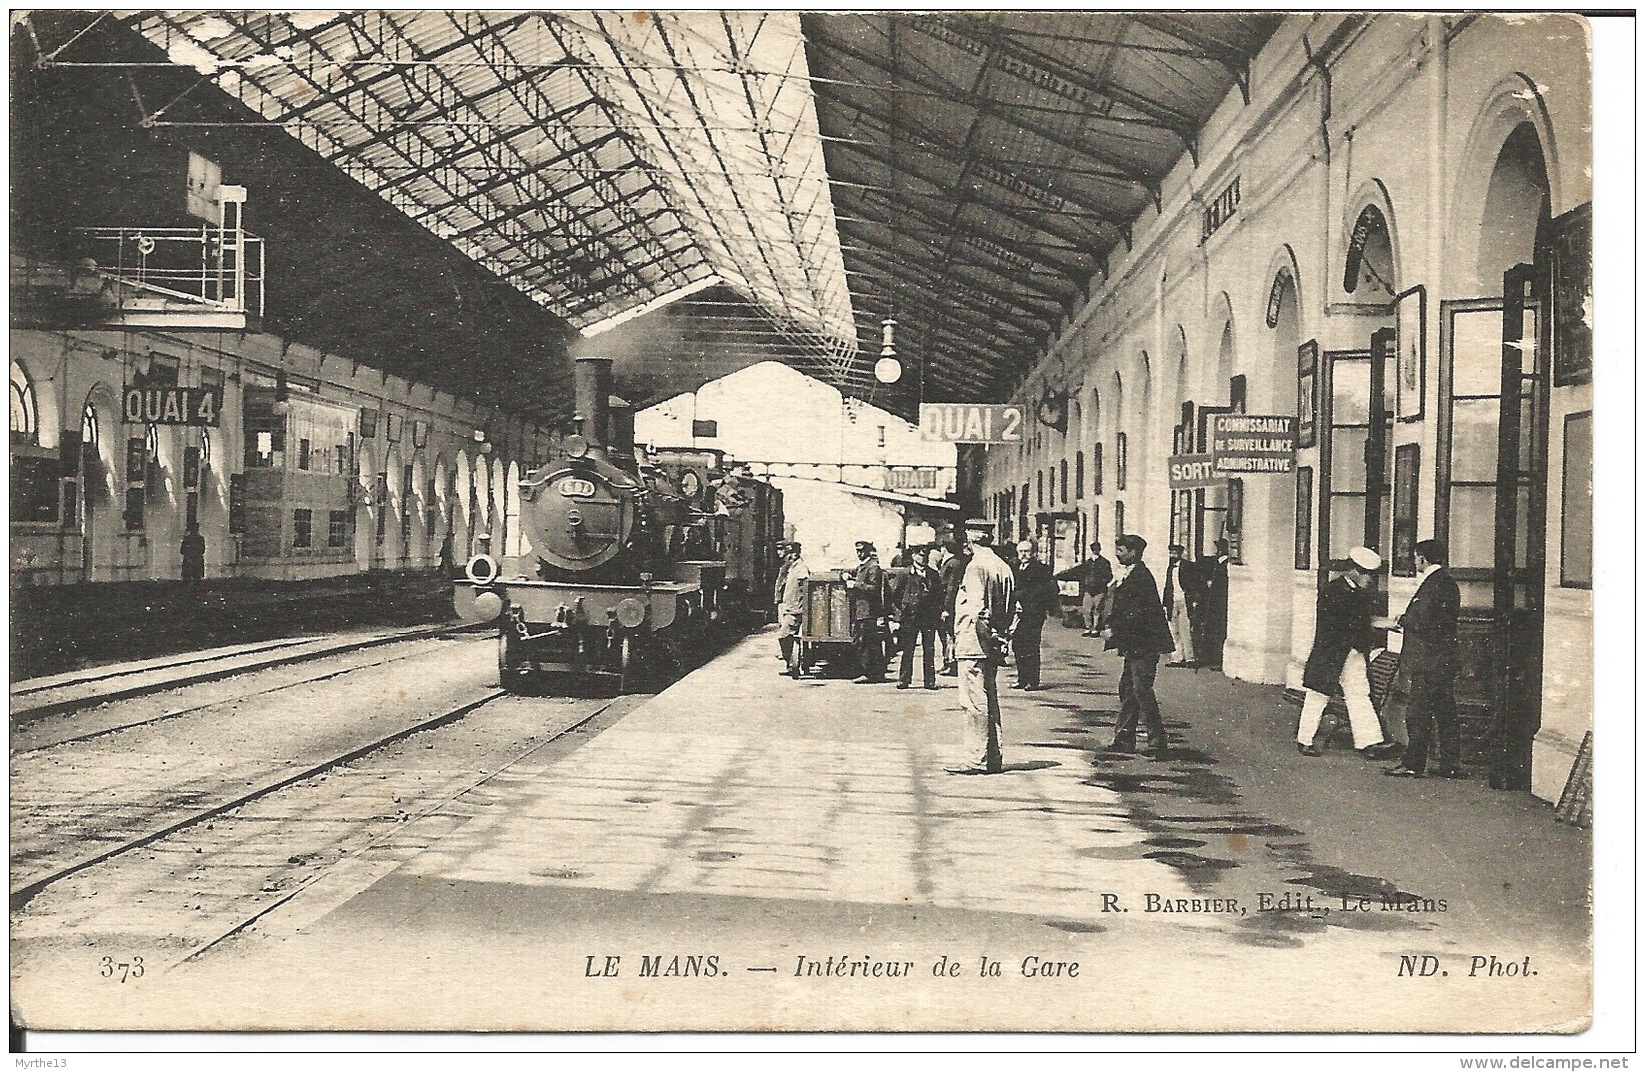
[1211,414,1297,474]
[919,403,1025,444]
[1168,453,1221,490]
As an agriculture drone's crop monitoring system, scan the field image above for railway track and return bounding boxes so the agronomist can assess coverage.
[10,685,510,912]
[12,631,490,755]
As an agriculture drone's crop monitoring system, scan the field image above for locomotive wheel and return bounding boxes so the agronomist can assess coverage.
[498,629,524,690]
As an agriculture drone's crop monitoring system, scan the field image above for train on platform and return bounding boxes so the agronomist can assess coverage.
[455,355,784,693]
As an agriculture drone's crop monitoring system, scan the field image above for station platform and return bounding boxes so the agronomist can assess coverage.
[9,570,458,680]
[158,623,1590,1034]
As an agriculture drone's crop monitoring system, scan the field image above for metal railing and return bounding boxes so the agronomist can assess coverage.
[70,225,264,318]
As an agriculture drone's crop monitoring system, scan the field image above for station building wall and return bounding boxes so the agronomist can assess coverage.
[979,13,1592,800]
[10,323,554,586]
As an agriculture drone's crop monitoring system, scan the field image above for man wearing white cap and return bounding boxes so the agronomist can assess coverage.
[1296,546,1394,757]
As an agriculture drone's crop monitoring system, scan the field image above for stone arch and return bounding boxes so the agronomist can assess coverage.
[504,460,524,557]
[1448,74,1565,295]
[79,382,122,580]
[384,445,405,565]
[410,451,429,566]
[1342,178,1401,303]
[452,449,473,561]
[1208,291,1236,402]
[354,442,378,570]
[470,450,491,553]
[489,453,507,555]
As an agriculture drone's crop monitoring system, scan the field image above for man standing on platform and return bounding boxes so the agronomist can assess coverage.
[1057,540,1113,637]
[1161,543,1197,667]
[1296,547,1394,757]
[1196,537,1233,671]
[946,528,1014,775]
[771,540,792,655]
[1011,539,1059,691]
[847,540,889,683]
[893,545,942,691]
[937,538,970,676]
[1386,540,1465,778]
[776,542,807,676]
[1102,534,1178,760]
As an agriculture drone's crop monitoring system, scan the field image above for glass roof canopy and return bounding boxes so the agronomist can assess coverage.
[124,11,856,363]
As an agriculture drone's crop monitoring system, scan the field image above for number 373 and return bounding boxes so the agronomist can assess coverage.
[100,955,144,982]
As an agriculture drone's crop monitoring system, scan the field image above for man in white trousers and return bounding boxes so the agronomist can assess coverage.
[1296,546,1396,757]
[945,527,1014,775]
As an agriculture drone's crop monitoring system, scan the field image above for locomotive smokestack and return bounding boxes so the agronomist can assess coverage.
[573,355,613,448]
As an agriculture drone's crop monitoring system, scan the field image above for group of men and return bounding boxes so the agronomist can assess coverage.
[769,524,1463,783]
[1296,539,1464,779]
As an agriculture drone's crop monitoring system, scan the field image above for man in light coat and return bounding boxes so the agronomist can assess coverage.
[776,542,809,677]
[946,529,1014,775]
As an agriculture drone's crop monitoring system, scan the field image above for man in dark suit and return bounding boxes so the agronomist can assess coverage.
[1010,539,1060,690]
[1386,539,1465,778]
[937,541,970,676]
[892,545,942,690]
[847,540,889,683]
[1056,540,1112,637]
[1296,547,1394,757]
[1195,537,1232,670]
[1102,534,1178,760]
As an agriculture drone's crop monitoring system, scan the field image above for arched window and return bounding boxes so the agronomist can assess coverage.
[11,360,39,445]
[81,402,99,453]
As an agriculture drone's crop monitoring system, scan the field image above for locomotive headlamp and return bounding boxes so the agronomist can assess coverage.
[616,597,648,629]
[563,433,590,459]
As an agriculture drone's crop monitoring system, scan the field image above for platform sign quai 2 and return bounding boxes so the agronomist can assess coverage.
[919,403,1025,444]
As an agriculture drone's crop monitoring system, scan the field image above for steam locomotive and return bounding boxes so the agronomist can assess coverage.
[455,355,784,692]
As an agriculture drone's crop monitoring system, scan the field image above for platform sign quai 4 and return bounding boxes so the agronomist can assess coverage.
[122,385,223,427]
[1210,414,1297,474]
[919,403,1025,444]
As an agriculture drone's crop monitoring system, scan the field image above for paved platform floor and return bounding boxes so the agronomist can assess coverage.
[30,625,1591,1034]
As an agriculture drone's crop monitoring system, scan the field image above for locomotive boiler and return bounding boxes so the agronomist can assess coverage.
[454,355,778,692]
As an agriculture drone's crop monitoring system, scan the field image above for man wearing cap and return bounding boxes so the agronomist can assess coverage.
[776,542,808,676]
[772,540,793,656]
[1161,543,1198,667]
[847,540,890,683]
[946,528,1014,774]
[1296,547,1394,757]
[1056,540,1113,637]
[1102,534,1178,760]
[1011,539,1059,690]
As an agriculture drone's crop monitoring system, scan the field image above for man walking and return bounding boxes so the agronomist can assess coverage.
[1161,543,1197,667]
[1057,540,1113,637]
[776,542,808,676]
[847,540,889,683]
[1296,547,1395,757]
[1386,540,1464,778]
[946,529,1014,775]
[1102,535,1177,760]
[1011,539,1059,690]
[893,545,942,690]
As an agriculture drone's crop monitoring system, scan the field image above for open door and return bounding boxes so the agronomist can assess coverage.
[1490,262,1551,789]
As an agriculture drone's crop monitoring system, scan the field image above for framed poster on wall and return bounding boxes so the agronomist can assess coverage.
[1294,466,1313,570]
[1394,285,1427,422]
[1392,443,1420,576]
[1296,341,1318,448]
